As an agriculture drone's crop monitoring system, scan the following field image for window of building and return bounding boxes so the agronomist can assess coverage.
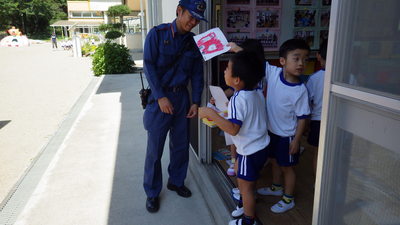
[70,11,103,18]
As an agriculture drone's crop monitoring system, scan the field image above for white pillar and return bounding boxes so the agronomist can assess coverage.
[73,35,82,58]
[140,0,145,48]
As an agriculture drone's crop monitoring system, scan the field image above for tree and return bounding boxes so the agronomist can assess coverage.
[0,0,67,36]
[0,0,18,30]
[107,5,131,24]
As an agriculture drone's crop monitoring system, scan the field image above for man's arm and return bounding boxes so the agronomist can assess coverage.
[143,28,166,101]
[144,28,174,114]
[187,47,204,118]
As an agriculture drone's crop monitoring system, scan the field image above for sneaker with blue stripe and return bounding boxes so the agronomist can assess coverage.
[229,218,257,225]
[270,199,295,213]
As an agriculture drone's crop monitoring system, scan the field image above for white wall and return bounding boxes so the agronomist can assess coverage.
[124,33,143,50]
[89,0,122,11]
[162,0,179,23]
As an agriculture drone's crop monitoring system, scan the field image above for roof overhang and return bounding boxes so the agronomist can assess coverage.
[50,20,103,27]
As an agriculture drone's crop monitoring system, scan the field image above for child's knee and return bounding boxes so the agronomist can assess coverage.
[238,179,255,193]
[281,166,295,173]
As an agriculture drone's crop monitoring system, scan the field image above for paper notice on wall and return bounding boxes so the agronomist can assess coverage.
[209,85,229,112]
[193,28,231,61]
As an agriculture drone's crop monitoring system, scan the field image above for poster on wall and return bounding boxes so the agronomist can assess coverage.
[322,0,331,6]
[295,0,313,6]
[256,9,280,28]
[294,30,315,48]
[225,7,251,30]
[320,9,330,27]
[256,29,279,50]
[227,32,251,45]
[227,0,250,5]
[294,9,316,27]
[256,0,280,6]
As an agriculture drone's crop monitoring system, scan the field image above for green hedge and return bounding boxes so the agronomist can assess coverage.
[92,42,134,76]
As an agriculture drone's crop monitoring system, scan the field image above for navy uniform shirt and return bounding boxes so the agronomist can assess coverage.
[143,19,204,105]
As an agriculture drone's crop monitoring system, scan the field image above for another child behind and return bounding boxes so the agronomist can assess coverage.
[305,40,328,178]
[199,50,269,225]
[257,39,311,213]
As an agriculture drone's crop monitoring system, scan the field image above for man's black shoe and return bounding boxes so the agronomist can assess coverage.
[167,183,192,198]
[146,197,159,213]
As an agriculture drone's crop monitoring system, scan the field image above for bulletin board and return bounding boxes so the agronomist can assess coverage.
[223,0,281,50]
[221,0,331,51]
[293,0,331,49]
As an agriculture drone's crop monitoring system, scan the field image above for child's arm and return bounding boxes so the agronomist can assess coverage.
[289,118,307,155]
[198,107,240,136]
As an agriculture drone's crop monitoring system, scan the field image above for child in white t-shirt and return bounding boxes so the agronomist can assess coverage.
[199,50,269,225]
[257,39,311,213]
[305,40,327,178]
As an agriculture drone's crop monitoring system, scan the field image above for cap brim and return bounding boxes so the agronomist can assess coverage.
[188,10,208,22]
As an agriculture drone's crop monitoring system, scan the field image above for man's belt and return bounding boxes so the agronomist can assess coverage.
[163,85,187,92]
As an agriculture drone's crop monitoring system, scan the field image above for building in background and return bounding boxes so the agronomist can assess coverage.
[49,0,145,36]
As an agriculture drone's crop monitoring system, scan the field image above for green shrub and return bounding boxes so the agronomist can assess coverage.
[92,42,134,76]
[99,24,113,32]
[105,30,122,40]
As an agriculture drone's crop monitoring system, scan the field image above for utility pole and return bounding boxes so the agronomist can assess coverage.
[20,13,26,34]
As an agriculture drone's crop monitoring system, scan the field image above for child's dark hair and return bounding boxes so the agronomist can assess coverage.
[230,50,264,90]
[279,38,310,58]
[239,39,265,63]
[319,40,328,60]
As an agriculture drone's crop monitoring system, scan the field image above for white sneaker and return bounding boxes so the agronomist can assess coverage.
[231,187,240,195]
[231,206,244,218]
[270,200,295,213]
[232,193,240,201]
[257,187,283,196]
[229,218,256,225]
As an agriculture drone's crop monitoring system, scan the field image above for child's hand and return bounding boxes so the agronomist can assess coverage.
[209,97,216,105]
[289,140,300,155]
[198,107,214,119]
[227,42,243,53]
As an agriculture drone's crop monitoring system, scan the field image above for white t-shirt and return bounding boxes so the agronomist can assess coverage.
[306,69,325,121]
[228,89,270,156]
[265,62,310,137]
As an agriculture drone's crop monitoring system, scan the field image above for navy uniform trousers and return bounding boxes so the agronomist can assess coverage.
[143,89,190,198]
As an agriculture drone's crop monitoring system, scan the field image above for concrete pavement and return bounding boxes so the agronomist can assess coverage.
[0,43,92,205]
[1,74,217,225]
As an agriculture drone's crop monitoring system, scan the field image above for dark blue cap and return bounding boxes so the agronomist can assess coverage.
[179,0,208,22]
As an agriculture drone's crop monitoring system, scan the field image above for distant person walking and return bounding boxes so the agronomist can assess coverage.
[51,33,57,49]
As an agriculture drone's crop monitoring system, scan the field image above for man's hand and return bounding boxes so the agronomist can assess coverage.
[158,97,174,114]
[289,139,300,155]
[186,104,199,118]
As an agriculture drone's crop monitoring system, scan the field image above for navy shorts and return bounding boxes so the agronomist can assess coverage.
[307,120,321,147]
[268,131,299,167]
[236,147,268,181]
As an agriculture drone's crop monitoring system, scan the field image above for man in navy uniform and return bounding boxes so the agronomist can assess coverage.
[143,0,207,213]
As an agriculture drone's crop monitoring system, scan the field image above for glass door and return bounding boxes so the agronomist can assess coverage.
[314,0,400,224]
